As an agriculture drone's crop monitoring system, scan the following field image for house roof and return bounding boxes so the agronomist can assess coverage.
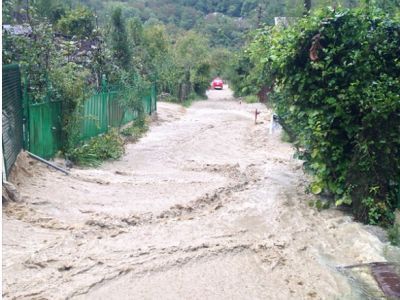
[3,24,32,35]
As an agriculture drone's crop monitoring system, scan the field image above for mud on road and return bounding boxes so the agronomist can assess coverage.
[2,86,398,299]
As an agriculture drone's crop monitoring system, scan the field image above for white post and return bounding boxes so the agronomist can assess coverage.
[269,113,274,134]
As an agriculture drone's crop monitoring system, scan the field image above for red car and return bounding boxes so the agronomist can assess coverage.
[212,78,224,90]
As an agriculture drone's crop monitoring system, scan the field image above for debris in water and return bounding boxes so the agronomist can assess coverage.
[339,262,400,298]
[371,262,400,298]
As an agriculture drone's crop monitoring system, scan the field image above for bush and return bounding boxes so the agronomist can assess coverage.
[388,224,400,246]
[50,62,90,153]
[252,7,400,225]
[182,92,207,107]
[227,52,257,97]
[57,6,95,38]
[121,117,149,141]
[70,129,124,167]
[243,95,259,103]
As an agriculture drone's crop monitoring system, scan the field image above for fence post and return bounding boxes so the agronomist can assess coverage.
[154,82,157,112]
[101,74,107,92]
[101,74,109,132]
[46,73,51,103]
[22,74,30,150]
[2,140,8,181]
[148,94,151,115]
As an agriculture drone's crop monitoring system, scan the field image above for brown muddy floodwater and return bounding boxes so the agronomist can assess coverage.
[3,85,399,299]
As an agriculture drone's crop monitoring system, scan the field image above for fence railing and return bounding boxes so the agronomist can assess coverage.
[28,100,63,159]
[2,65,158,170]
[79,82,157,142]
[2,64,24,178]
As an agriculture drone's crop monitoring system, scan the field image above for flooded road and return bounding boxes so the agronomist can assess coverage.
[2,86,397,299]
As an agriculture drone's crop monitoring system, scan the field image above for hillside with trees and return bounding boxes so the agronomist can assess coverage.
[2,1,400,298]
[2,0,400,228]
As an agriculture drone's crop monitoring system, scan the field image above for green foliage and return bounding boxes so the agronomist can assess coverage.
[209,47,233,78]
[118,71,150,117]
[109,7,131,70]
[50,62,90,152]
[143,25,169,60]
[308,198,330,210]
[35,0,66,23]
[246,7,400,225]
[227,51,259,97]
[57,6,95,38]
[2,0,158,166]
[182,92,207,107]
[3,22,57,102]
[388,224,400,246]
[196,13,250,48]
[121,118,149,142]
[70,129,124,166]
[243,95,259,103]
[161,31,213,101]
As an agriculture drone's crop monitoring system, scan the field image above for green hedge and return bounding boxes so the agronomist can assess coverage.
[253,7,400,225]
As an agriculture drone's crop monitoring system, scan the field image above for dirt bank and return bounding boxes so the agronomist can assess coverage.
[2,85,398,299]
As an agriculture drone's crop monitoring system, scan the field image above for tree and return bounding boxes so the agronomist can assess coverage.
[109,7,131,70]
[174,31,211,99]
[304,0,311,15]
[34,0,66,23]
[209,47,233,78]
[57,6,94,37]
[127,17,144,47]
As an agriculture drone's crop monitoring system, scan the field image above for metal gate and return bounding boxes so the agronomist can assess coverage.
[28,100,62,159]
[2,64,24,177]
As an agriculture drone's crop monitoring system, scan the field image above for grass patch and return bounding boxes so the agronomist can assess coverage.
[121,116,149,142]
[182,99,193,107]
[182,92,207,107]
[388,224,400,246]
[71,116,150,167]
[70,129,124,167]
[281,131,293,143]
[160,92,207,108]
[308,199,330,211]
[243,95,259,104]
[159,93,179,103]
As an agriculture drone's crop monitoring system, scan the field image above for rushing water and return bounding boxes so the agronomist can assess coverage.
[3,88,400,299]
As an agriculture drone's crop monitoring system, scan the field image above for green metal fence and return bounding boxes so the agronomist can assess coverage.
[151,83,157,113]
[80,83,157,141]
[108,91,125,128]
[2,67,157,162]
[2,64,24,177]
[28,100,62,159]
[80,91,109,141]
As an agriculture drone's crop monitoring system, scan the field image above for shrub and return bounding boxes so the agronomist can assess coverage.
[388,224,400,246]
[121,117,149,141]
[50,62,90,153]
[252,7,400,225]
[57,6,95,38]
[70,129,124,167]
[243,95,259,103]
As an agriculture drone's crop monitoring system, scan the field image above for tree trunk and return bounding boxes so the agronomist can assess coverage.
[257,5,263,28]
[257,85,272,104]
[304,0,311,15]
